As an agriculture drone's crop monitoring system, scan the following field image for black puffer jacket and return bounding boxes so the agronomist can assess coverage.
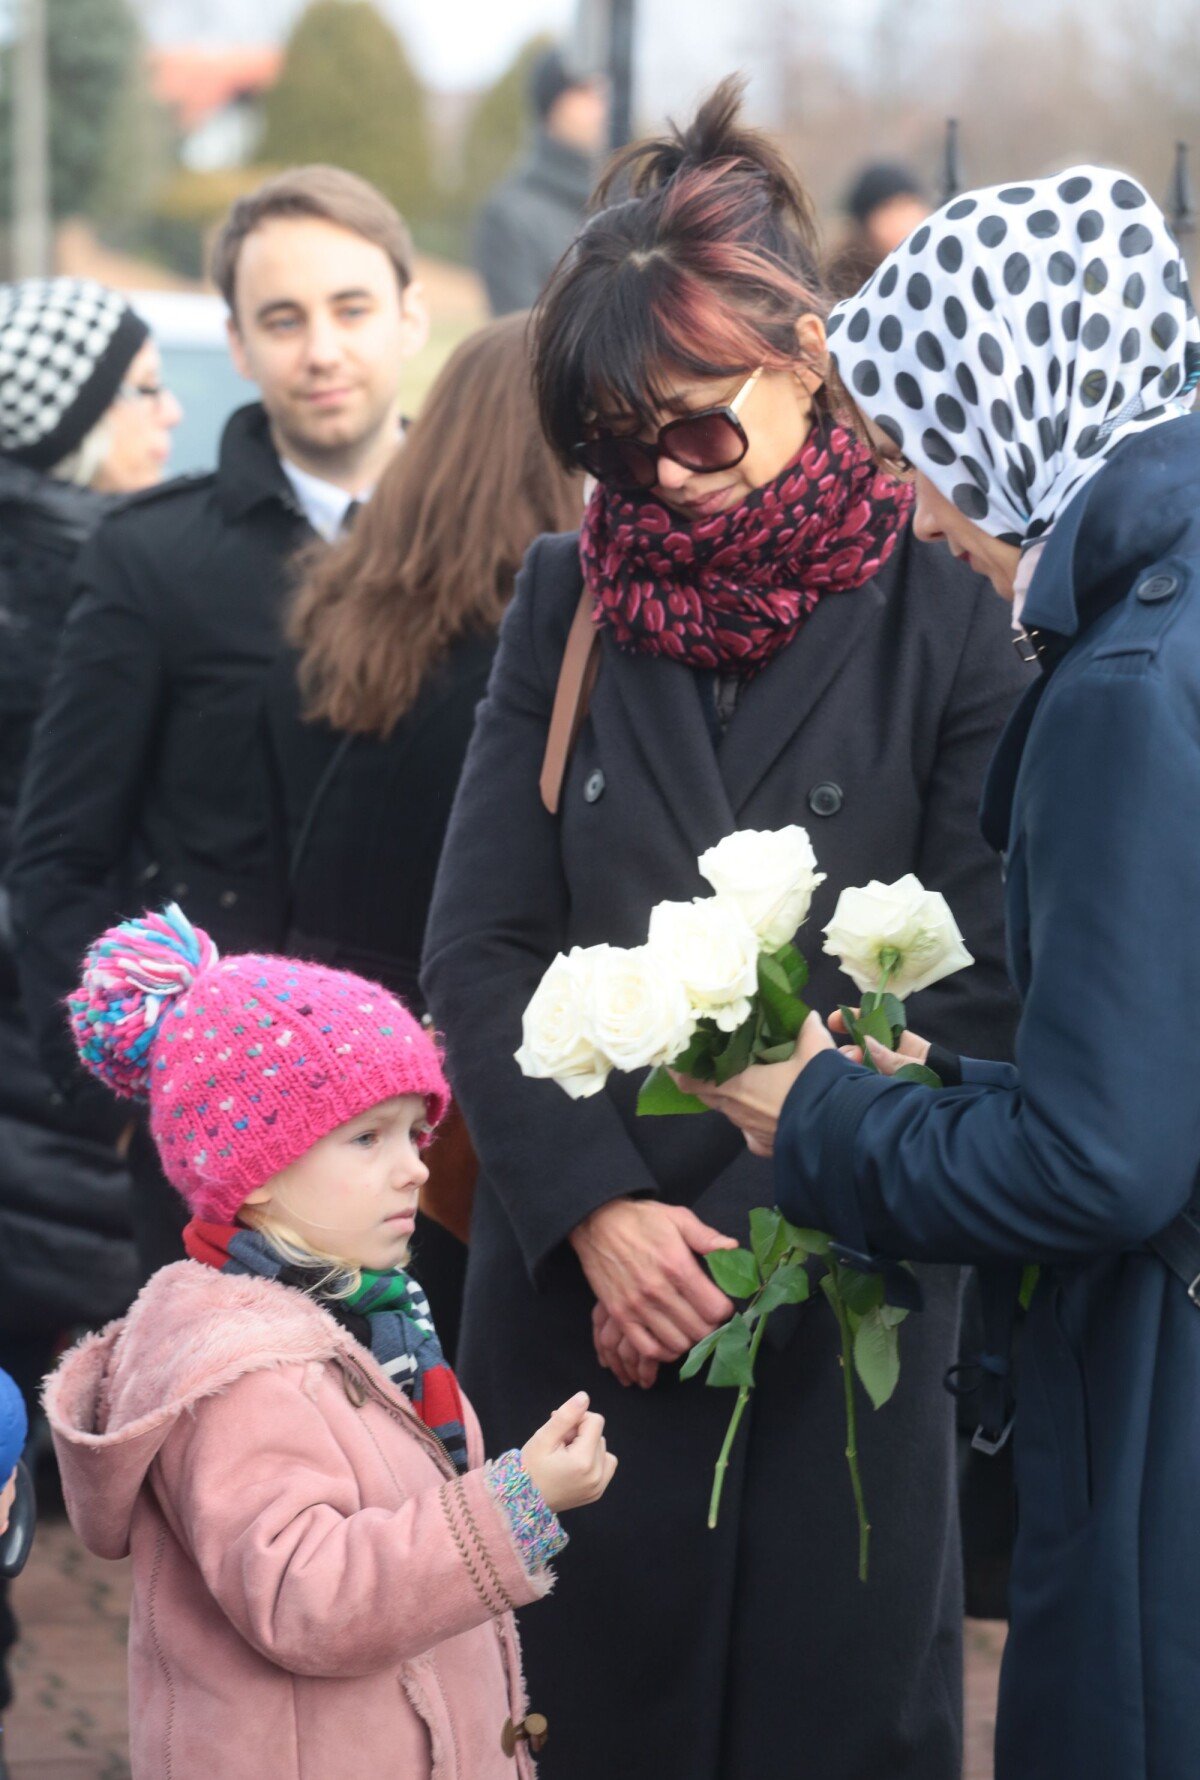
[0,457,135,1333]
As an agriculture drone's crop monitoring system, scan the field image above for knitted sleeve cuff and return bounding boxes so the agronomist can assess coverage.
[484,1450,568,1575]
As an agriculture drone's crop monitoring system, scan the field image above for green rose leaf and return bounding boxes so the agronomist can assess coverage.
[880,1302,910,1329]
[756,954,809,1040]
[753,1264,812,1318]
[707,1314,756,1387]
[637,1066,708,1116]
[1019,1263,1041,1312]
[673,1025,719,1078]
[706,1247,762,1299]
[892,1063,944,1088]
[781,1219,831,1256]
[748,1207,786,1272]
[881,993,907,1038]
[837,1266,886,1318]
[853,1307,902,1409]
[680,1324,726,1381]
[856,1004,896,1050]
[754,1038,801,1065]
[713,1013,757,1086]
[773,942,810,996]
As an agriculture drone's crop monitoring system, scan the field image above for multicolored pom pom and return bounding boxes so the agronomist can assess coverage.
[69,904,219,1100]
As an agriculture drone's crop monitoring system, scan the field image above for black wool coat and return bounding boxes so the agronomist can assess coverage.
[0,458,135,1330]
[262,632,498,1016]
[422,527,1031,1780]
[7,404,309,1122]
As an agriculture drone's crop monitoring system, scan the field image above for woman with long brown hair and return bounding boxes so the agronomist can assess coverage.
[263,311,583,1342]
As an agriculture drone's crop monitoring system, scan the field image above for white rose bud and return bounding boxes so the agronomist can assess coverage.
[647,895,760,1032]
[515,947,611,1099]
[698,826,826,951]
[586,944,697,1072]
[822,874,974,999]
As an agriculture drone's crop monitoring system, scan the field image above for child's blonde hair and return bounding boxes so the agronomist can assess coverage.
[237,1203,364,1299]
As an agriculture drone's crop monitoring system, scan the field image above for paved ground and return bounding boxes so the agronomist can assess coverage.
[5,1521,1007,1778]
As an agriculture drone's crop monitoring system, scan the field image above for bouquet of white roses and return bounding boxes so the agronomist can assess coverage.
[515,826,825,1111]
[515,836,974,1580]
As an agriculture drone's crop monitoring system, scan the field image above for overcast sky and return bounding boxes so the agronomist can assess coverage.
[139,0,877,108]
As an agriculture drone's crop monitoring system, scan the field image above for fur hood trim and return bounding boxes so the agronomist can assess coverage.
[43,1261,368,1556]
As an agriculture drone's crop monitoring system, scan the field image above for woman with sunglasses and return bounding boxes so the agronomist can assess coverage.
[422,80,1029,1780]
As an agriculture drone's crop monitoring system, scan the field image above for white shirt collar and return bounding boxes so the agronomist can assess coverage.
[280,459,369,541]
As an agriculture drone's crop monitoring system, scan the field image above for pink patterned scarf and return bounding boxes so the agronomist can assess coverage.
[580,421,914,675]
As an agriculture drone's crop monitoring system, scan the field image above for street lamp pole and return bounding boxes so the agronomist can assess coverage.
[13,0,51,277]
[608,0,635,152]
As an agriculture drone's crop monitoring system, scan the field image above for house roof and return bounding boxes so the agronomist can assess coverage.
[148,46,283,133]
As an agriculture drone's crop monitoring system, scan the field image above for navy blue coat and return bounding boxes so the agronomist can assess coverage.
[775,414,1200,1780]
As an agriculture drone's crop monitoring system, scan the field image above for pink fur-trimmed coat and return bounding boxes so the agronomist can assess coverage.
[44,1261,552,1780]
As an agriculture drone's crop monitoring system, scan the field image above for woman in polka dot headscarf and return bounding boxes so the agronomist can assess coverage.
[685,168,1200,1780]
[827,166,1200,596]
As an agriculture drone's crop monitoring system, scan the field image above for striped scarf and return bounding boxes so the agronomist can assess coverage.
[184,1219,468,1473]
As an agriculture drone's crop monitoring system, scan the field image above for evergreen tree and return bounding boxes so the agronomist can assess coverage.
[0,0,145,223]
[262,0,434,224]
[457,33,553,215]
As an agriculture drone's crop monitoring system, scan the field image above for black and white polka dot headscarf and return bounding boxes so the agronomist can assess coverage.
[826,166,1200,545]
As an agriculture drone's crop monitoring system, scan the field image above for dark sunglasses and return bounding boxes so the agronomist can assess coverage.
[574,367,763,491]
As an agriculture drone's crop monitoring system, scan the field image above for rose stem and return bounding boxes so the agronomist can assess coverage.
[707,1310,769,1530]
[830,1267,871,1582]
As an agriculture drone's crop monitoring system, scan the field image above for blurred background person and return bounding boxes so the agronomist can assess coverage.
[473,46,609,316]
[6,168,427,1285]
[824,160,931,299]
[0,275,179,1780]
[264,310,583,1351]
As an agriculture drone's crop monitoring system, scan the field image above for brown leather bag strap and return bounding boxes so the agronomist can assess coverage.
[540,586,600,814]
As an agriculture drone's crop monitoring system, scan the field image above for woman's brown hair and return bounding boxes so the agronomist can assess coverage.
[288,311,583,737]
[534,75,830,466]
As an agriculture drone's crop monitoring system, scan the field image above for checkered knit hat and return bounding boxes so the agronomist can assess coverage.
[69,906,450,1222]
[0,278,149,471]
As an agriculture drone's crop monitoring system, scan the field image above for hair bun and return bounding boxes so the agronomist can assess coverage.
[70,904,219,1100]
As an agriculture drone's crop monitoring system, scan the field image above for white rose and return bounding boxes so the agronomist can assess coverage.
[587,944,698,1072]
[822,875,974,999]
[515,947,611,1099]
[647,895,760,1032]
[698,826,826,951]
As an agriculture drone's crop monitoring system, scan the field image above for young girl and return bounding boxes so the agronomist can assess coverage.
[45,906,615,1779]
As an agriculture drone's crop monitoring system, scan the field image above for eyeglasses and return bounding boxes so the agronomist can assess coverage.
[118,381,171,406]
[574,366,764,492]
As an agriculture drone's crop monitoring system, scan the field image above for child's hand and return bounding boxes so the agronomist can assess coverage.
[521,1392,617,1513]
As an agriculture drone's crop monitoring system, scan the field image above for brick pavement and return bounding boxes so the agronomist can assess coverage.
[4,1521,1006,1779]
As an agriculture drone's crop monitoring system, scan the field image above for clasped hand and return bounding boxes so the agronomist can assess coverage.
[569,1198,738,1391]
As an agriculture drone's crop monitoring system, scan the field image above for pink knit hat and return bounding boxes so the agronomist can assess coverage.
[70,905,450,1222]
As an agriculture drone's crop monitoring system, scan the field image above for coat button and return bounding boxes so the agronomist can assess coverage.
[584,769,605,803]
[219,890,238,909]
[171,882,188,899]
[1137,572,1179,603]
[808,781,843,817]
[502,1713,549,1757]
